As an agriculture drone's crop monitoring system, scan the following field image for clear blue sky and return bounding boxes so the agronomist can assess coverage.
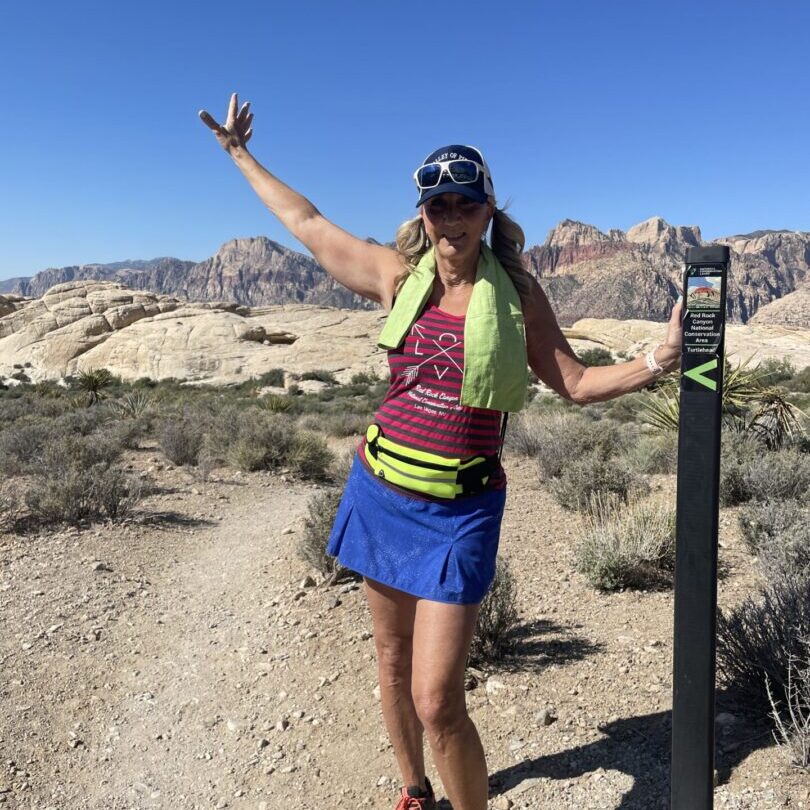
[2,0,808,280]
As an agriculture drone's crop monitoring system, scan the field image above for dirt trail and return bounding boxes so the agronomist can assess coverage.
[1,451,806,809]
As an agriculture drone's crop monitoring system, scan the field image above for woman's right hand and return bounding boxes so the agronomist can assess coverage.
[198,92,254,154]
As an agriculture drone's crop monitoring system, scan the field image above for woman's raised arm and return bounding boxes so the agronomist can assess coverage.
[199,93,404,308]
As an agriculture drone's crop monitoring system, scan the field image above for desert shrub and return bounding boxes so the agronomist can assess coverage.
[0,421,52,476]
[575,492,676,591]
[767,645,810,770]
[105,417,150,450]
[534,413,624,480]
[468,557,520,666]
[717,575,810,717]
[298,452,358,582]
[219,412,296,472]
[31,380,65,399]
[317,412,370,438]
[722,446,810,507]
[299,369,338,385]
[287,430,334,480]
[54,407,112,436]
[719,431,768,506]
[578,348,615,367]
[758,523,810,587]
[504,411,545,456]
[738,499,807,555]
[257,368,285,387]
[548,451,649,512]
[743,450,810,503]
[757,357,796,388]
[298,488,348,577]
[22,432,138,525]
[158,415,205,466]
[602,392,646,424]
[0,487,15,531]
[26,464,142,525]
[227,440,269,472]
[350,371,380,385]
[29,431,124,477]
[621,431,678,475]
[786,366,810,394]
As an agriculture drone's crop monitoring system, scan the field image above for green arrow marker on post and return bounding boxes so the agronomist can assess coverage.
[683,358,718,391]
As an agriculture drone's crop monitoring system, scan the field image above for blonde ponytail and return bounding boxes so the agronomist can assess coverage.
[490,206,533,308]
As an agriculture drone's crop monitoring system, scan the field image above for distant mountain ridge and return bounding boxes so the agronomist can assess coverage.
[5,218,809,325]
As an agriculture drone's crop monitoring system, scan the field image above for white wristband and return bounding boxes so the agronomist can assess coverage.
[645,346,665,376]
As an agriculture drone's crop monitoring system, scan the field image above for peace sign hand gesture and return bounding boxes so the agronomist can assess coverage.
[198,92,254,154]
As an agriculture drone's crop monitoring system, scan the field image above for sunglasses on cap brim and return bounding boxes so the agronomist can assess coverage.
[413,159,487,191]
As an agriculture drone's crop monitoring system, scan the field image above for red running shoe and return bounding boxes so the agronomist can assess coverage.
[394,776,436,810]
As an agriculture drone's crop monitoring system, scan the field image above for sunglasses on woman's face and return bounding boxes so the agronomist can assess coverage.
[413,159,484,190]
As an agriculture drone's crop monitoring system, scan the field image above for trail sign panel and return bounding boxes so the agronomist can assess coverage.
[671,245,729,810]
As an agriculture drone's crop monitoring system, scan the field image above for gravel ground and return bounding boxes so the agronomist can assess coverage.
[0,438,808,809]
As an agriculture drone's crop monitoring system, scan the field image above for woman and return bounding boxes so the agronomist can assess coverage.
[200,93,683,810]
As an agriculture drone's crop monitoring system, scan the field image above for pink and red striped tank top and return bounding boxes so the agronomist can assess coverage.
[357,301,506,497]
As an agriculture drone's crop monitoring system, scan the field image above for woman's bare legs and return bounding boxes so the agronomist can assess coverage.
[411,598,488,810]
[364,577,427,790]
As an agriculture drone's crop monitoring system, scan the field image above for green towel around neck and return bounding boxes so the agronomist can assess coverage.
[378,243,528,412]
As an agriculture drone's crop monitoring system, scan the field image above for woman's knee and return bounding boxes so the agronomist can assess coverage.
[412,686,468,733]
[375,634,414,676]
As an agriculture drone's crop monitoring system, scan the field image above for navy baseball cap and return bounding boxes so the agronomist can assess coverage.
[414,144,494,207]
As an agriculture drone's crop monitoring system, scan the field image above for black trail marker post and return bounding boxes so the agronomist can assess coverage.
[671,245,730,810]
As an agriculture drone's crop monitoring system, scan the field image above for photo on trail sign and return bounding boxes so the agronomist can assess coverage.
[686,276,722,310]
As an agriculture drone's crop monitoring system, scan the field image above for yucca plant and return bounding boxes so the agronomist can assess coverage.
[76,368,116,407]
[257,393,295,413]
[638,376,680,432]
[748,391,808,450]
[109,390,154,419]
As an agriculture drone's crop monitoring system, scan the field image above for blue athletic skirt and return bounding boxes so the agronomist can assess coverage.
[326,453,507,605]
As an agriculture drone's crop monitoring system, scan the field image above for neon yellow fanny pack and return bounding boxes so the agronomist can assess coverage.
[363,423,499,499]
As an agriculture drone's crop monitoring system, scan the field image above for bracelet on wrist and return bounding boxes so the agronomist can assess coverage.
[645,347,665,376]
[646,343,680,375]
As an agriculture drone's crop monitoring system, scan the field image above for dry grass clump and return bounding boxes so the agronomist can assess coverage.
[468,557,520,666]
[575,492,676,591]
